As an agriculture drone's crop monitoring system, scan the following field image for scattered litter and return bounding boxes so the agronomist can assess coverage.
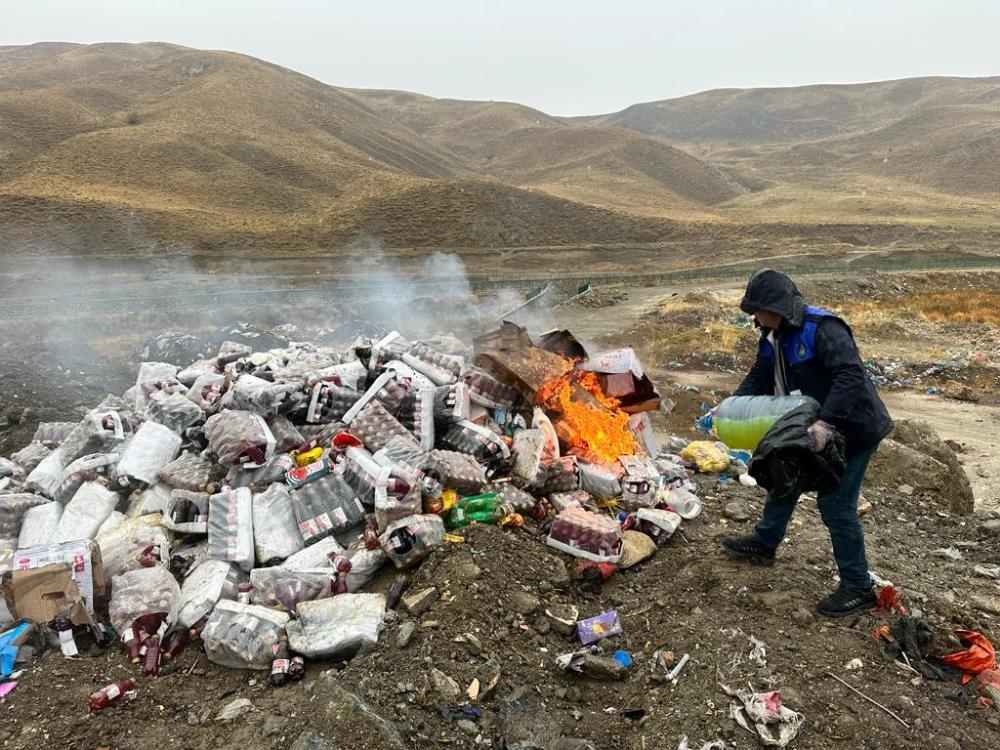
[722,682,804,747]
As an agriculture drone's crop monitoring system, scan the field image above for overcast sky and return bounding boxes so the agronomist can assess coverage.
[5,0,1000,116]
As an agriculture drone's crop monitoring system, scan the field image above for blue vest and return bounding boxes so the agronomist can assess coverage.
[760,306,840,366]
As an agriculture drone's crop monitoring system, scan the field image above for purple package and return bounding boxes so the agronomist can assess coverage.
[576,610,622,645]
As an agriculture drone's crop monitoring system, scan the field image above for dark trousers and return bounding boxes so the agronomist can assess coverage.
[753,447,875,591]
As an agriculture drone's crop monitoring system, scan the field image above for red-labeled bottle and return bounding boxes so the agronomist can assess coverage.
[161,628,190,662]
[121,622,143,663]
[271,636,290,687]
[88,678,136,710]
[141,635,161,677]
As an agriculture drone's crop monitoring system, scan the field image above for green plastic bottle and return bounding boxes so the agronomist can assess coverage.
[447,493,502,529]
[713,395,819,451]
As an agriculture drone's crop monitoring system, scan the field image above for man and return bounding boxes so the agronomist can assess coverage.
[721,269,894,617]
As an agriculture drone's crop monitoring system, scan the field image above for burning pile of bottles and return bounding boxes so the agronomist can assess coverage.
[0,322,707,704]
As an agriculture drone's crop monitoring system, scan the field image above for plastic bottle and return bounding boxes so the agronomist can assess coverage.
[712,395,818,451]
[88,678,136,710]
[271,636,291,687]
[141,635,161,677]
[329,554,353,595]
[189,614,208,639]
[386,574,410,610]
[288,655,305,681]
[122,612,166,663]
[161,628,191,662]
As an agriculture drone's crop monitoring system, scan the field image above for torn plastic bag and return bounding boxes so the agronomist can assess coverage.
[374,475,422,533]
[17,501,62,548]
[177,358,221,386]
[126,482,172,518]
[60,410,129,465]
[216,340,253,366]
[135,362,183,413]
[252,484,304,565]
[512,429,546,485]
[341,371,398,424]
[267,415,304,453]
[186,372,228,413]
[169,539,210,578]
[290,474,365,545]
[116,421,182,486]
[225,452,294,490]
[207,488,255,571]
[158,451,221,493]
[54,482,119,542]
[0,493,48,545]
[440,420,510,464]
[98,510,125,535]
[202,599,289,670]
[0,458,23,480]
[721,683,803,748]
[10,442,52,473]
[369,331,411,372]
[204,410,276,469]
[304,381,362,424]
[177,558,241,627]
[578,461,622,500]
[427,449,488,495]
[401,342,462,385]
[249,567,332,613]
[344,539,387,592]
[108,565,181,633]
[222,374,299,416]
[373,436,444,499]
[163,489,209,534]
[350,401,415,454]
[283,536,344,571]
[147,391,205,433]
[31,422,77,446]
[379,514,445,569]
[97,513,170,578]
[342,445,392,507]
[24,447,67,498]
[381,360,436,392]
[286,593,385,658]
[54,452,120,504]
[397,387,435,451]
[433,382,471,423]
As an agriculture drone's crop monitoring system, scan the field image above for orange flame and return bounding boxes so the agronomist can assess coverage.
[537,365,637,464]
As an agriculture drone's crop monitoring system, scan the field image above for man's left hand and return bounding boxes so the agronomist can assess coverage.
[808,420,834,452]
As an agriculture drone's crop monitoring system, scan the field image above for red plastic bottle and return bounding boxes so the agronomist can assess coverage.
[88,678,136,710]
[329,554,353,596]
[161,628,191,662]
[189,615,208,639]
[141,635,161,677]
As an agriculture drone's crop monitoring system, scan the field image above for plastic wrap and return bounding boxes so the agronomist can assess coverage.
[345,540,387,592]
[546,507,623,562]
[147,391,205,433]
[397,388,435,450]
[169,539,210,578]
[368,331,411,372]
[207,488,255,571]
[186,373,228,412]
[578,461,622,500]
[373,436,444,499]
[158,451,220,493]
[54,452,120,504]
[379,514,445,569]
[116,421,183,486]
[98,510,125,534]
[512,429,546,485]
[17,501,62,548]
[226,453,294,490]
[462,367,518,410]
[0,458,23,480]
[304,381,361,424]
[223,374,299,416]
[126,483,173,518]
[97,513,170,578]
[341,446,392,507]
[108,565,182,632]
[401,342,462,385]
[163,489,210,534]
[427,449,488,495]
[290,474,365,545]
[286,593,385,658]
[249,567,332,613]
[177,558,241,627]
[177,358,221,386]
[267,415,305,453]
[202,599,289,670]
[540,456,580,494]
[252,484,304,564]
[0,493,48,545]
[135,362,182,413]
[204,410,276,469]
[31,422,77,446]
[433,382,471,424]
[24,447,67,498]
[350,400,414,453]
[10,442,51,473]
[54,482,120,542]
[60,409,129,464]
[283,536,343,571]
[440,420,510,464]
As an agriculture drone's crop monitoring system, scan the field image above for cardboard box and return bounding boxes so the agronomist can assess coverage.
[5,563,92,625]
[10,540,106,614]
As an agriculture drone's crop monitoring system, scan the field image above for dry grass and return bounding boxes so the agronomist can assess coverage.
[849,291,1000,326]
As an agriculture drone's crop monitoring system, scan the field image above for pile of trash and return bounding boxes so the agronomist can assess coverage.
[0,322,716,706]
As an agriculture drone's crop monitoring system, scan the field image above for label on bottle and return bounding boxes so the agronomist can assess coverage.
[271,658,289,675]
[122,627,135,643]
[59,628,79,657]
[106,684,121,700]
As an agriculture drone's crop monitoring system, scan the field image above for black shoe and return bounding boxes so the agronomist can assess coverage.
[721,536,776,566]
[816,585,878,618]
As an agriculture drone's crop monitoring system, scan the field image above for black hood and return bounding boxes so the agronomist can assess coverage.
[739,268,808,327]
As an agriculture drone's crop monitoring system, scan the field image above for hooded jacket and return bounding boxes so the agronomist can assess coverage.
[734,269,893,456]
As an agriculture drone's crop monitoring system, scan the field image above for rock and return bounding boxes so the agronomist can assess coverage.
[723,501,751,522]
[430,668,461,697]
[440,552,482,582]
[397,620,417,649]
[980,518,1000,534]
[499,685,562,750]
[290,731,333,750]
[511,590,541,616]
[792,607,815,625]
[858,498,873,516]
[845,658,863,671]
[869,420,975,515]
[315,677,406,749]
[215,698,254,721]
[456,719,478,736]
[898,484,914,496]
[578,654,626,681]
[544,604,579,637]
[262,714,288,738]
[970,594,1000,615]
[402,587,438,617]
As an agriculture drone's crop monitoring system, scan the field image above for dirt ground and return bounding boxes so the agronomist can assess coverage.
[2,267,1000,749]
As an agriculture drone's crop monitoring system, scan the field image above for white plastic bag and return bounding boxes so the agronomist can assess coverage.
[249,567,332,613]
[97,512,171,579]
[25,446,67,498]
[286,593,385,658]
[207,488,255,571]
[202,599,289,670]
[54,482,119,542]
[379,514,445,569]
[282,535,343,571]
[134,361,181,413]
[98,510,125,535]
[177,558,241,628]
[252,484,304,565]
[345,540,387,592]
[108,565,181,632]
[126,482,173,517]
[17,501,62,548]
[116,421,182,486]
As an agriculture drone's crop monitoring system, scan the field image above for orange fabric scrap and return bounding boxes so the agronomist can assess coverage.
[874,585,907,615]
[939,629,997,683]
